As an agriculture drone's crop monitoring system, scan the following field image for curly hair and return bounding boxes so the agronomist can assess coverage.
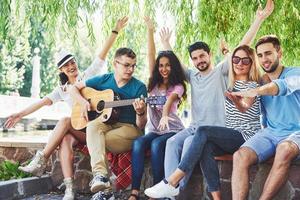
[148,51,187,101]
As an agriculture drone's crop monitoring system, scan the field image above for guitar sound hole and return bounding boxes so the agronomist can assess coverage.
[97,100,105,112]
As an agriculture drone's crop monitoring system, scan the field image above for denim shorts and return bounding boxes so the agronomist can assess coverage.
[241,128,288,162]
[282,131,300,160]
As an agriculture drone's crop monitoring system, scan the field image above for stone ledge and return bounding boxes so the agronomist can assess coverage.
[0,176,53,200]
[0,139,46,148]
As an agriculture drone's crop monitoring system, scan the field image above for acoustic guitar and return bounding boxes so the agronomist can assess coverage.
[71,87,167,130]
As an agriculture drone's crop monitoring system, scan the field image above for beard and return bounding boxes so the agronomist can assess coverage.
[196,61,210,72]
[262,58,279,73]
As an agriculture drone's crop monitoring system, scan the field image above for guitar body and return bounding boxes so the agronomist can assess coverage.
[71,88,120,130]
[71,87,167,130]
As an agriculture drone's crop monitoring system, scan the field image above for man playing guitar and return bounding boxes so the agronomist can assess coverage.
[70,47,147,200]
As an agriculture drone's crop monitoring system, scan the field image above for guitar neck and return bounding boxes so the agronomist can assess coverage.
[104,98,137,108]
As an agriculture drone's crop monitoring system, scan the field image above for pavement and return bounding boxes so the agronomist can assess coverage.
[21,192,92,200]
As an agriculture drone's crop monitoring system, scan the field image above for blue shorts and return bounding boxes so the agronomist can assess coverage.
[241,128,288,162]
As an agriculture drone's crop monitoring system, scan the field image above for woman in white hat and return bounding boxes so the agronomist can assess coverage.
[4,16,128,200]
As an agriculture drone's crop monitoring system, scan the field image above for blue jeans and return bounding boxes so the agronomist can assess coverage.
[178,126,245,192]
[131,132,175,190]
[164,126,196,189]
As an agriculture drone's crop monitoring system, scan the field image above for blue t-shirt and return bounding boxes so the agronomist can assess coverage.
[261,67,300,136]
[85,73,147,125]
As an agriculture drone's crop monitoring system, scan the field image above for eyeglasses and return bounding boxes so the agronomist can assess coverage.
[232,56,252,65]
[116,60,136,69]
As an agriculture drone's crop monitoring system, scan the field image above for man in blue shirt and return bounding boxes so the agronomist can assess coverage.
[231,35,300,200]
[71,47,147,199]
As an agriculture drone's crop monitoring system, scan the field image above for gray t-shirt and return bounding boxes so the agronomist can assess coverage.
[186,58,229,128]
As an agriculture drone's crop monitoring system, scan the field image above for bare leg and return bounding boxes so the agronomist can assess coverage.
[168,168,186,187]
[259,141,299,200]
[43,117,72,158]
[59,133,84,178]
[232,147,258,200]
[43,117,86,159]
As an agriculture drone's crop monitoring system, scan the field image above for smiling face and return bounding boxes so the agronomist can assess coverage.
[158,56,171,80]
[256,42,281,73]
[59,58,79,79]
[190,49,211,72]
[232,49,252,79]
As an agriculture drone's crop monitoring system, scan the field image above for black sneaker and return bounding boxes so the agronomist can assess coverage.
[91,191,115,200]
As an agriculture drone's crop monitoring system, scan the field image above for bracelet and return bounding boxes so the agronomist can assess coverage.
[136,111,145,116]
[112,30,118,35]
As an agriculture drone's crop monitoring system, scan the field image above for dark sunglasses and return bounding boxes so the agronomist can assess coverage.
[232,56,252,65]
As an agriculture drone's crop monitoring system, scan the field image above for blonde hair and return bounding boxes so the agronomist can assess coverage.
[228,45,261,90]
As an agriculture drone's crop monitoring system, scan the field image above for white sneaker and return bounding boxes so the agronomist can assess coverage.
[63,178,75,200]
[18,150,47,177]
[90,174,111,193]
[144,179,179,198]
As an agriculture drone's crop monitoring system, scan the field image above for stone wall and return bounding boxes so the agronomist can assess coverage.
[2,146,300,199]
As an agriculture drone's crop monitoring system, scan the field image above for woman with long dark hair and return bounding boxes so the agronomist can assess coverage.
[4,17,128,200]
[128,17,187,200]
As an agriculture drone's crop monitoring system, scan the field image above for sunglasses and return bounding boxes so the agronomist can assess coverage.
[232,56,252,65]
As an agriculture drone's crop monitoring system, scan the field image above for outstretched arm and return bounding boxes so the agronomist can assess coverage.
[4,98,52,128]
[225,91,255,113]
[157,93,178,131]
[239,0,274,46]
[231,82,279,98]
[144,16,156,76]
[98,16,128,60]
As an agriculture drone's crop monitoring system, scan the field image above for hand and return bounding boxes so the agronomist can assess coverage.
[133,97,146,116]
[4,113,22,128]
[225,91,250,112]
[230,89,258,98]
[256,0,274,21]
[220,38,229,55]
[80,100,91,122]
[114,16,128,32]
[144,16,155,30]
[157,116,175,131]
[159,27,172,44]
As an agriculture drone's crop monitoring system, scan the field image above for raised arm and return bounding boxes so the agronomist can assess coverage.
[239,0,274,46]
[144,16,156,76]
[160,27,173,51]
[4,98,52,128]
[98,16,128,60]
[220,38,230,56]
[159,27,188,71]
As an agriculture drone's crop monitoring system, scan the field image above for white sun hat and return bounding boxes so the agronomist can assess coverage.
[56,49,74,68]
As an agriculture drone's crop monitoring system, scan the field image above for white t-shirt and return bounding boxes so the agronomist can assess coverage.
[46,57,107,107]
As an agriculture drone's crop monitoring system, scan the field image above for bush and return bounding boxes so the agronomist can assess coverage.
[0,160,31,181]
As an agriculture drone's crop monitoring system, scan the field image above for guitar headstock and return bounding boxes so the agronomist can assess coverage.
[145,96,167,106]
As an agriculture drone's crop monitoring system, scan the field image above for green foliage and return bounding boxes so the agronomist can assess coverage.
[0,0,299,96]
[0,160,31,181]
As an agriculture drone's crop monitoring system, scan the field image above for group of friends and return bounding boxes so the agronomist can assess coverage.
[4,0,300,200]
